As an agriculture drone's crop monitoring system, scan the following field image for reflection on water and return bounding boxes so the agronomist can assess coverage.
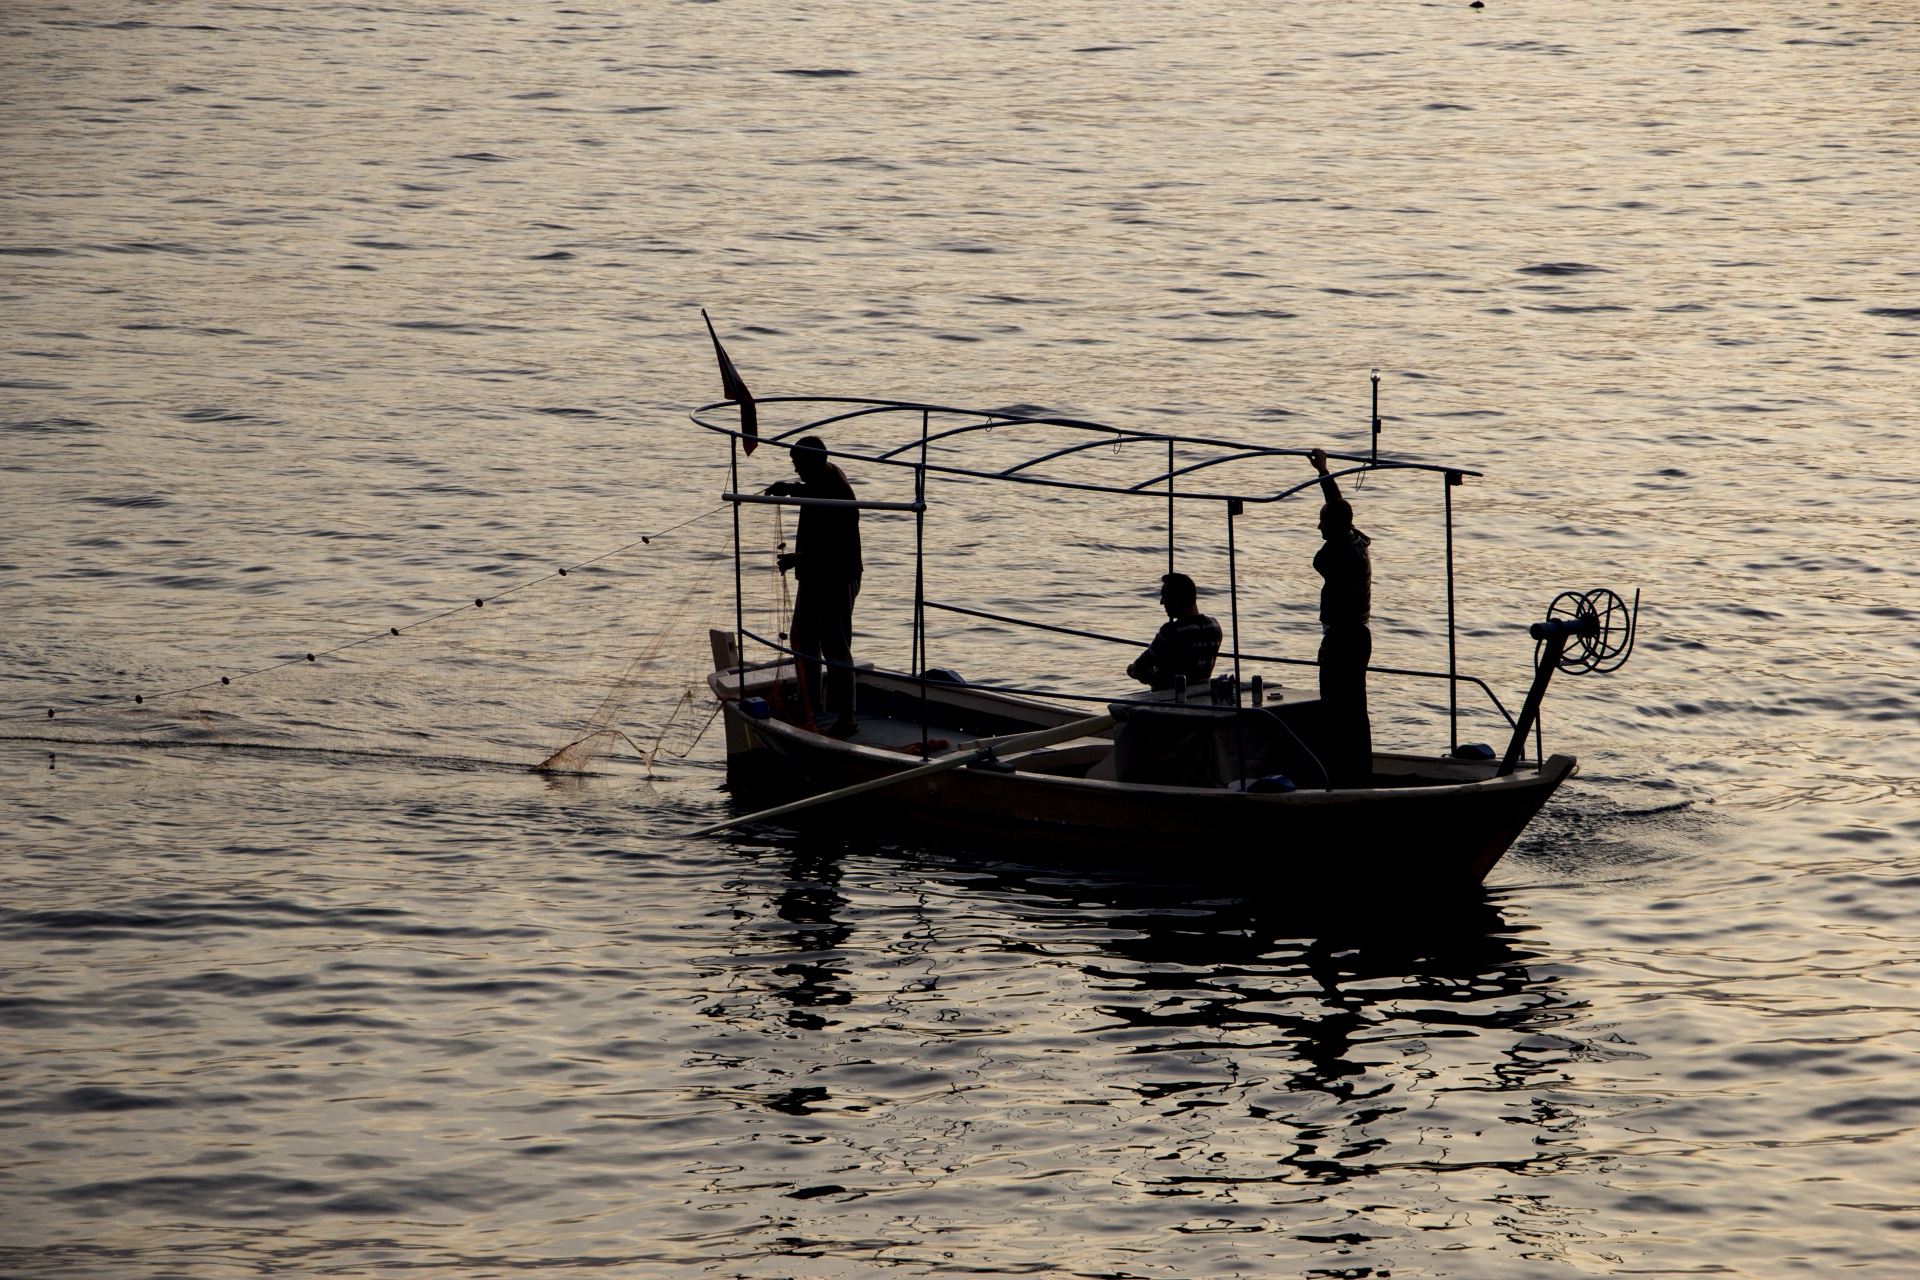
[755,844,857,1034]
[687,835,1610,1268]
[6,0,1920,1273]
[1,749,1916,1277]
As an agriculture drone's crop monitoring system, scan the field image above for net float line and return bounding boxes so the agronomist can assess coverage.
[3,505,729,727]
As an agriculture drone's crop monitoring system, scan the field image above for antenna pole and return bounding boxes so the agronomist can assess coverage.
[1370,368,1381,467]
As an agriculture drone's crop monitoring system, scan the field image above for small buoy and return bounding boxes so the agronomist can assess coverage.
[306,653,315,662]
[1469,1,1483,7]
[221,676,230,685]
[390,627,399,635]
[135,694,143,704]
[475,598,485,607]
[47,708,55,718]
[642,536,651,544]
[558,568,567,576]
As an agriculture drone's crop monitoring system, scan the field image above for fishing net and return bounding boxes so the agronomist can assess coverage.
[2,505,807,777]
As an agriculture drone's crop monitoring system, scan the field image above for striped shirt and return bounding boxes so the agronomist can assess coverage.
[1133,614,1223,690]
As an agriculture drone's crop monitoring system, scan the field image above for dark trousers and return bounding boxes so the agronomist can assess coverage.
[1317,625,1373,786]
[791,576,859,725]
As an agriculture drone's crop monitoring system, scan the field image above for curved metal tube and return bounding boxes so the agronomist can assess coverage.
[997,433,1133,477]
[1128,448,1298,492]
[692,396,1479,504]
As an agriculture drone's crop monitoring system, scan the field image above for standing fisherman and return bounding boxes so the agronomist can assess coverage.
[1308,447,1373,785]
[768,436,863,739]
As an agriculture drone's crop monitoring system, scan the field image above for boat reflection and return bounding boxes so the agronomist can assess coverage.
[711,835,1598,1190]
[752,844,854,1033]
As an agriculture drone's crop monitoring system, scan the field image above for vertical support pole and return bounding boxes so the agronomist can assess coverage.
[1444,470,1460,753]
[1227,498,1246,786]
[731,436,744,677]
[1226,500,1243,692]
[1167,438,1176,576]
[916,410,929,756]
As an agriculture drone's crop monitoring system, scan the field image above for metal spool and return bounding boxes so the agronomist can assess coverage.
[1538,587,1639,674]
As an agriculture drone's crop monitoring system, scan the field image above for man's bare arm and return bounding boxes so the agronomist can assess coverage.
[1309,447,1343,504]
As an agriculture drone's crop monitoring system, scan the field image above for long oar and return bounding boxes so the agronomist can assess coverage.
[688,712,1116,837]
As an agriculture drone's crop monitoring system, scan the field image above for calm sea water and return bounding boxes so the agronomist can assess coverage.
[5,1,1920,1275]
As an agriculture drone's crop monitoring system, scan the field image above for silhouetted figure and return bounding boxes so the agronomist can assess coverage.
[1127,572,1223,692]
[768,436,863,738]
[1309,447,1373,785]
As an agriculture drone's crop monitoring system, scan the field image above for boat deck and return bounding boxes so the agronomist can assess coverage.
[716,664,1514,790]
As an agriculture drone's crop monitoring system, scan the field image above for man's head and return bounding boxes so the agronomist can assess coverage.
[1160,572,1198,618]
[790,435,831,481]
[1318,497,1354,538]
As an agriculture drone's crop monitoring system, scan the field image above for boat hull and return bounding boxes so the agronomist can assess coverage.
[714,678,1572,884]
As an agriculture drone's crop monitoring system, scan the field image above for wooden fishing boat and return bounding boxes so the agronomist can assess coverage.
[686,347,1637,884]
[707,655,1576,883]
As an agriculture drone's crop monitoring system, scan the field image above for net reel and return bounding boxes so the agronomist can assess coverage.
[1536,587,1639,675]
[1499,586,1641,775]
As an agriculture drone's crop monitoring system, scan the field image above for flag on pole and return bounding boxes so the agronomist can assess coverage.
[701,309,758,454]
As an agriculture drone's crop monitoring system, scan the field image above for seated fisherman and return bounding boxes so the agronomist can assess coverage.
[1126,572,1223,692]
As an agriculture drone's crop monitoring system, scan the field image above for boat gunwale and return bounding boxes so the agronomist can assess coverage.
[725,699,1575,807]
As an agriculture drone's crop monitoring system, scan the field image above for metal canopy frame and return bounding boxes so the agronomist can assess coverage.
[695,395,1498,758]
[694,395,1479,504]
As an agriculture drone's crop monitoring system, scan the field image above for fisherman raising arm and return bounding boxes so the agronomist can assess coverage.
[1308,447,1373,785]
[1127,572,1223,692]
[767,435,863,739]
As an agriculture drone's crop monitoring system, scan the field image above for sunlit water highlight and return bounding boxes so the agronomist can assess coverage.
[4,1,1919,1275]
